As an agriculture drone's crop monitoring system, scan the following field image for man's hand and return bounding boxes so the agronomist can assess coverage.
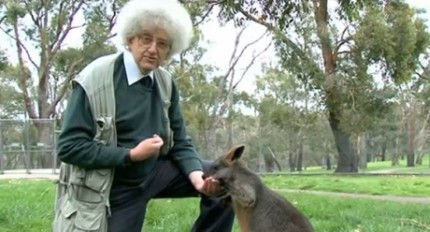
[129,134,164,162]
[188,170,223,196]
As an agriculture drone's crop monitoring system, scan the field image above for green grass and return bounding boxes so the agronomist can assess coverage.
[1,179,430,232]
[263,175,430,196]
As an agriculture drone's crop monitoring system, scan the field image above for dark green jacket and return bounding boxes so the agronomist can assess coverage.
[57,53,202,182]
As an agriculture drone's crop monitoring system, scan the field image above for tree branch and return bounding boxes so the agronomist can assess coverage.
[49,1,85,58]
[212,26,269,126]
[0,27,39,70]
[38,0,85,116]
[218,40,273,117]
[50,0,66,49]
[194,4,215,26]
[11,17,37,119]
[234,41,273,89]
[44,58,84,117]
[0,15,6,25]
[236,6,324,78]
[333,25,352,61]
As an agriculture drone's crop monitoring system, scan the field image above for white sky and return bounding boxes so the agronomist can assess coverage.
[1,0,429,103]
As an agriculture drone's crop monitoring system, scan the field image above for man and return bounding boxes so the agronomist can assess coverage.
[53,0,235,231]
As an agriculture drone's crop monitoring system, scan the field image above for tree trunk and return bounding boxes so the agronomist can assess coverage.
[264,153,275,172]
[312,0,357,173]
[357,135,367,169]
[296,138,304,171]
[415,153,424,165]
[226,85,234,149]
[226,123,233,151]
[267,147,282,171]
[415,111,430,165]
[365,136,374,162]
[329,112,358,172]
[288,151,296,172]
[392,137,400,166]
[406,110,416,167]
[380,139,387,162]
[325,154,331,170]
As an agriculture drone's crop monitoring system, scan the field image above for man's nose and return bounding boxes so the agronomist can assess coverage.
[146,41,157,53]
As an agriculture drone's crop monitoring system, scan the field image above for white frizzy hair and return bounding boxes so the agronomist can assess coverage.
[115,0,193,56]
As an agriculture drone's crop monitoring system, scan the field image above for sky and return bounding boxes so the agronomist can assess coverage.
[1,0,430,109]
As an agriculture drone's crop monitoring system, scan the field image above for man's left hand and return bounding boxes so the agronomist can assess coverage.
[188,171,223,196]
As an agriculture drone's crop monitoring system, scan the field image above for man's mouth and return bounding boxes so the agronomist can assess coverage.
[144,56,157,61]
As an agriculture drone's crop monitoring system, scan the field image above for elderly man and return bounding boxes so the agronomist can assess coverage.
[52,0,235,231]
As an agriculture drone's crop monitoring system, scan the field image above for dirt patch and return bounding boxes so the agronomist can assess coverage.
[0,169,58,180]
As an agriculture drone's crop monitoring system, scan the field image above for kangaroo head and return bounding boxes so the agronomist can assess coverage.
[205,144,246,188]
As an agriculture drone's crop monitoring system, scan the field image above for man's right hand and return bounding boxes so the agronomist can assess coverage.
[129,134,164,161]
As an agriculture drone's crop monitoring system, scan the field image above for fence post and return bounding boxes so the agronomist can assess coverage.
[0,121,3,174]
[52,120,57,174]
[24,119,31,174]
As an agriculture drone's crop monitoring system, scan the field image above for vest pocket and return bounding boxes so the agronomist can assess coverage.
[84,169,111,194]
[54,196,106,232]
[95,116,114,145]
[70,167,112,201]
[73,201,105,231]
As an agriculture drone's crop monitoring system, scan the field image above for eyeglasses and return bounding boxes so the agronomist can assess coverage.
[136,34,171,53]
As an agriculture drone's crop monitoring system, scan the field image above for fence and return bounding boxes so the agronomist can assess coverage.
[1,116,428,175]
[0,118,59,174]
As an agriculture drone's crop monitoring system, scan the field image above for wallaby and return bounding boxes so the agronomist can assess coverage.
[205,145,314,232]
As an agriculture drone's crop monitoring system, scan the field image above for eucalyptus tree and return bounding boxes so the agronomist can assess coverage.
[209,0,429,172]
[0,0,125,167]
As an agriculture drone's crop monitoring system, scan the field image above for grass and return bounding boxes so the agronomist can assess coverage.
[1,178,430,232]
[262,175,430,196]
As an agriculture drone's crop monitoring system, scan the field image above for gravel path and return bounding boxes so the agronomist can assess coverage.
[276,189,430,204]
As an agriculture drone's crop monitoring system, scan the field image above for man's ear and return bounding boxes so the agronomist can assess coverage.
[224,145,245,164]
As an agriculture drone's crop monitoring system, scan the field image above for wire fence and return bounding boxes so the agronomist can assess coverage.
[0,118,59,174]
[1,117,429,175]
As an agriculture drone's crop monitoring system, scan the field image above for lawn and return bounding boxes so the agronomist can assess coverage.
[0,178,429,232]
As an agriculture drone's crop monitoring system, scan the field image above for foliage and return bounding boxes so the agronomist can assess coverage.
[0,0,120,119]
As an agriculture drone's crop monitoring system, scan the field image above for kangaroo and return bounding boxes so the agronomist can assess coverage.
[205,144,314,232]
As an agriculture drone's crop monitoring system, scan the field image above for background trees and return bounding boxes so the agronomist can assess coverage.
[1,0,429,172]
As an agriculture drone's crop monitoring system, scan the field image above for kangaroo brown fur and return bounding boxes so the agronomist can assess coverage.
[205,145,314,232]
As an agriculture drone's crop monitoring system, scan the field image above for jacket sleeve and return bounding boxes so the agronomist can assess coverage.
[56,82,130,169]
[167,80,203,175]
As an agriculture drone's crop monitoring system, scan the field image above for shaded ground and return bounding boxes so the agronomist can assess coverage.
[1,169,429,204]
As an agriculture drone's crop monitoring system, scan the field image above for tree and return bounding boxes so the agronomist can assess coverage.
[0,0,123,167]
[353,1,430,167]
[166,18,270,158]
[211,0,429,172]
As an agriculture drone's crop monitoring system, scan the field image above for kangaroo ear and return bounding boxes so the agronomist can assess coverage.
[225,145,245,164]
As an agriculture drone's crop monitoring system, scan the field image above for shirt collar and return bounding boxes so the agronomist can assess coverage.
[123,50,154,86]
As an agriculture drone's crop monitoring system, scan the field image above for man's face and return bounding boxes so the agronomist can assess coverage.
[127,27,171,73]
